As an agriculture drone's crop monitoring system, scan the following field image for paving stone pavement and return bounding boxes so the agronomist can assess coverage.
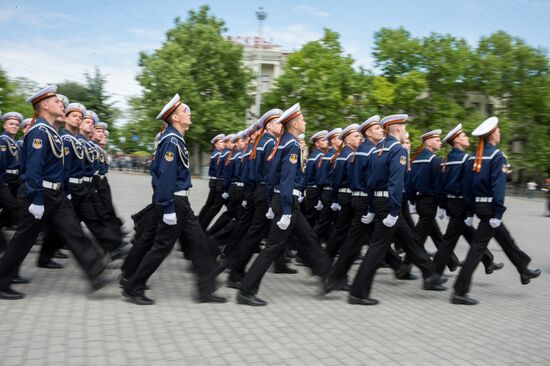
[0,171,549,366]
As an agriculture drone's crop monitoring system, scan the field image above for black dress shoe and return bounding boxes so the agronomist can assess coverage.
[38,260,63,269]
[118,275,149,290]
[338,283,351,292]
[348,295,379,305]
[423,275,447,291]
[273,266,298,274]
[53,250,69,259]
[396,272,418,280]
[451,293,478,305]
[122,290,155,305]
[395,264,413,278]
[226,280,241,289]
[322,276,346,295]
[89,275,110,293]
[485,262,504,274]
[197,293,227,303]
[521,268,542,285]
[11,275,30,285]
[236,292,267,306]
[0,287,25,300]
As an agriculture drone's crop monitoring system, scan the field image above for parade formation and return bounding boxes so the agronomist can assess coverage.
[0,86,542,307]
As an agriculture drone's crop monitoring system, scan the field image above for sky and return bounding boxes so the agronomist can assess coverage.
[1,0,548,123]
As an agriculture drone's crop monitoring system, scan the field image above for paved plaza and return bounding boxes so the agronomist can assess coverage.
[0,171,549,366]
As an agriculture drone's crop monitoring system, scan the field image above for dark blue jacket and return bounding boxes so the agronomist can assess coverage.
[331,145,354,202]
[350,139,376,192]
[0,132,20,184]
[463,143,508,219]
[367,135,408,217]
[267,131,303,215]
[60,129,86,195]
[407,148,442,205]
[151,126,191,214]
[439,147,469,209]
[20,118,65,205]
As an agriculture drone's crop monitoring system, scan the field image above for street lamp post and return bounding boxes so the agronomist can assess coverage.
[254,7,267,119]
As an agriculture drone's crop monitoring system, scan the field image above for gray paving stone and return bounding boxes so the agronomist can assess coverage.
[0,172,548,365]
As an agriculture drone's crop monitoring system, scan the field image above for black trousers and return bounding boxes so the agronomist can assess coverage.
[325,193,354,258]
[0,187,105,290]
[406,196,459,269]
[432,198,494,275]
[198,179,225,229]
[0,183,18,251]
[124,196,217,296]
[453,202,531,295]
[314,190,338,242]
[93,175,124,228]
[122,204,161,278]
[239,194,332,296]
[227,185,286,282]
[215,184,258,255]
[414,195,444,248]
[350,197,436,299]
[206,184,244,236]
[327,196,405,284]
[303,187,320,228]
[70,182,123,252]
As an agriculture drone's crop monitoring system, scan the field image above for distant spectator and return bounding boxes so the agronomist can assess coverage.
[542,178,550,217]
[527,180,538,199]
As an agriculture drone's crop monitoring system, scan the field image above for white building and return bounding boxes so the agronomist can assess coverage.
[228,36,290,125]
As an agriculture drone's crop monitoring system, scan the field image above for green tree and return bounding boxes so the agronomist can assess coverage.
[0,66,34,121]
[127,5,253,154]
[57,67,122,148]
[263,29,362,136]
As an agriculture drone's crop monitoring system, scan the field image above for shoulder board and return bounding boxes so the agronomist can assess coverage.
[211,152,221,158]
[412,155,436,164]
[260,139,274,151]
[230,153,242,161]
[277,139,300,150]
[243,151,252,157]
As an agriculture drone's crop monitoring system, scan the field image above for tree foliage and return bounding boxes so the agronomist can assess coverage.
[124,5,253,153]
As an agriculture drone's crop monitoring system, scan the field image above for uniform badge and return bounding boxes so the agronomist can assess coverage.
[502,164,508,173]
[164,151,174,162]
[64,147,70,155]
[400,156,407,165]
[33,139,43,149]
[0,146,6,152]
[289,153,298,164]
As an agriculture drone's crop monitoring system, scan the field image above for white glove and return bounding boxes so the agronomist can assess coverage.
[298,196,304,203]
[382,214,398,227]
[163,213,177,225]
[409,203,417,214]
[437,207,447,220]
[314,200,323,211]
[361,212,375,225]
[265,207,275,220]
[330,203,340,211]
[221,192,229,200]
[241,200,247,208]
[28,204,44,220]
[489,218,502,228]
[67,194,72,200]
[276,214,291,230]
[464,216,474,227]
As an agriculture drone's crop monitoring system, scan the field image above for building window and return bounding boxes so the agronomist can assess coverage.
[471,102,481,111]
[262,74,270,91]
[486,103,494,115]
